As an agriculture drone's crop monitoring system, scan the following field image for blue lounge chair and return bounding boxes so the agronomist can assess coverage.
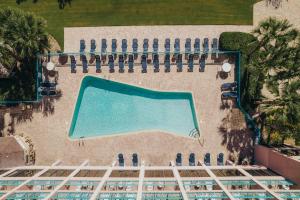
[80,39,85,53]
[132,153,138,167]
[174,38,180,55]
[112,39,117,57]
[70,55,76,72]
[185,38,192,55]
[176,54,183,72]
[119,55,124,72]
[108,55,114,72]
[221,92,238,100]
[217,153,224,166]
[141,55,147,73]
[90,39,96,53]
[189,153,195,166]
[101,39,107,63]
[128,54,134,72]
[118,153,124,167]
[212,38,218,52]
[121,39,127,55]
[82,55,88,73]
[165,38,170,54]
[221,82,237,91]
[153,38,159,54]
[203,38,209,54]
[95,55,101,72]
[143,39,149,56]
[194,38,200,54]
[204,153,211,166]
[164,54,170,72]
[132,38,138,58]
[153,54,159,72]
[199,54,206,72]
[188,54,194,72]
[176,153,182,166]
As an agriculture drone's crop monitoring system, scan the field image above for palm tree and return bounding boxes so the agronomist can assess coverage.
[260,80,300,145]
[248,18,300,145]
[0,7,50,66]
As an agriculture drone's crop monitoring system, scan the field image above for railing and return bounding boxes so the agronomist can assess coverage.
[189,128,200,138]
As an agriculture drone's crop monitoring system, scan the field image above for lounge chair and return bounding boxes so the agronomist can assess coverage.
[164,54,170,72]
[185,38,192,56]
[143,39,149,57]
[141,55,147,73]
[176,54,183,72]
[112,39,117,57]
[153,38,159,54]
[89,40,96,64]
[174,38,180,55]
[221,82,237,91]
[221,92,238,100]
[90,39,96,53]
[128,54,134,72]
[108,55,114,72]
[121,39,127,55]
[204,153,211,166]
[203,38,209,54]
[188,54,194,72]
[101,39,107,63]
[40,82,56,91]
[132,38,138,59]
[119,55,125,73]
[212,38,218,52]
[176,153,182,166]
[95,55,101,73]
[165,38,170,54]
[199,54,206,72]
[189,153,195,166]
[70,55,76,72]
[80,39,85,53]
[153,54,159,72]
[82,55,88,73]
[217,153,224,166]
[132,153,138,167]
[118,153,124,167]
[194,38,200,54]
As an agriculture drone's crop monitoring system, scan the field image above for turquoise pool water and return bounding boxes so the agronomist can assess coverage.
[69,76,199,139]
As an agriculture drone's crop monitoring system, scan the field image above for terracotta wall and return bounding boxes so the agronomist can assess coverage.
[255,145,300,184]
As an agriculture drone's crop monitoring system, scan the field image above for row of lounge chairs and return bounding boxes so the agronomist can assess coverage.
[79,38,219,55]
[118,153,138,167]
[38,81,59,96]
[175,153,224,166]
[221,82,238,100]
[70,53,206,73]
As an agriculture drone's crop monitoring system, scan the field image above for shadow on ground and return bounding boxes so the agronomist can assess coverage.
[219,108,255,164]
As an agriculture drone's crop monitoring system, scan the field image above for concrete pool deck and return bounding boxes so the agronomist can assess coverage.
[9,58,254,166]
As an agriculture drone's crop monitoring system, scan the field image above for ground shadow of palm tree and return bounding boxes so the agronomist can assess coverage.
[219,108,255,164]
[0,91,62,136]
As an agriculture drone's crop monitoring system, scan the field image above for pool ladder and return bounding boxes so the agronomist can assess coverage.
[189,128,200,138]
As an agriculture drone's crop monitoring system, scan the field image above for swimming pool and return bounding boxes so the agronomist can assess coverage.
[69,76,199,139]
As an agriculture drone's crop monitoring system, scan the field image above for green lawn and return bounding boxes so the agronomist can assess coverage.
[0,0,258,48]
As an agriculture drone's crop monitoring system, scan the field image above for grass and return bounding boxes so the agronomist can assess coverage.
[0,0,259,48]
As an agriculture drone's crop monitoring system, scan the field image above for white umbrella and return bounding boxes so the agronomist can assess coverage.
[46,62,55,71]
[222,62,231,73]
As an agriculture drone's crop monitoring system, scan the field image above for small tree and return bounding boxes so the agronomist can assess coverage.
[0,7,49,69]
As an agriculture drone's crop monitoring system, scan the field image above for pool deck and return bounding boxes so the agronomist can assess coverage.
[10,57,254,166]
